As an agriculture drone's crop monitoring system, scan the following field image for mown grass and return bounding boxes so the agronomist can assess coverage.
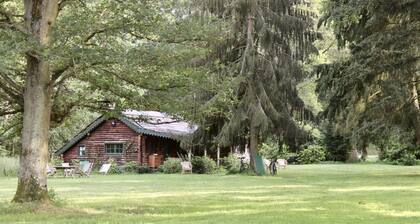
[0,164,419,224]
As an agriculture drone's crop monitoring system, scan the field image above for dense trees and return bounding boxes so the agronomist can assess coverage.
[0,0,418,203]
[317,0,420,158]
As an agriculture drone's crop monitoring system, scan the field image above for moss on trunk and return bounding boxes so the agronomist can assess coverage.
[12,176,49,203]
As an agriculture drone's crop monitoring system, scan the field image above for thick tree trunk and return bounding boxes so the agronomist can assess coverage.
[249,119,258,173]
[13,0,58,203]
[361,147,368,161]
[360,138,368,161]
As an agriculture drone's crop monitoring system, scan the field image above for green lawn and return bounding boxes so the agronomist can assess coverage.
[1,164,420,224]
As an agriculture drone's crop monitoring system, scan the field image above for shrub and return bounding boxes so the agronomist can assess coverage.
[137,165,150,174]
[382,147,417,166]
[191,156,217,174]
[106,158,122,174]
[0,157,19,177]
[221,154,241,174]
[378,133,418,166]
[259,142,289,160]
[297,145,326,164]
[123,161,149,173]
[161,158,182,174]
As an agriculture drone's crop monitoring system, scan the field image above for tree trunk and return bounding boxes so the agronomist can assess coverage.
[13,0,58,203]
[249,119,258,173]
[361,147,368,161]
[360,138,368,161]
[411,76,420,146]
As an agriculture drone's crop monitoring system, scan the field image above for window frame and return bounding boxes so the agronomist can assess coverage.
[78,145,86,157]
[105,142,124,155]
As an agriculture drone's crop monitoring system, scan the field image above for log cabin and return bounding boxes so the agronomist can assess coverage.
[54,110,197,168]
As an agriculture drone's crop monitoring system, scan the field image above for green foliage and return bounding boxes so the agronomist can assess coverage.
[191,156,217,174]
[379,132,419,166]
[324,125,351,161]
[106,158,122,175]
[297,145,326,164]
[161,158,182,174]
[221,154,241,174]
[0,157,19,177]
[187,1,318,157]
[0,0,215,155]
[259,142,289,160]
[50,156,63,166]
[317,0,420,150]
[123,161,149,174]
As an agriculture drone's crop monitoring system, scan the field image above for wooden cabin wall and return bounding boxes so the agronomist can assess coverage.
[62,119,141,165]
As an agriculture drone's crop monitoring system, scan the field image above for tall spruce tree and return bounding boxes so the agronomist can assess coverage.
[317,0,420,150]
[198,0,317,172]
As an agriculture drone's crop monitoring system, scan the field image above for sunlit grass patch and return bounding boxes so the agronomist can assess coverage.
[329,186,420,192]
[360,202,420,217]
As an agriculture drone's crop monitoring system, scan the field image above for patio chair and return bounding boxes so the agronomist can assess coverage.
[46,164,56,176]
[278,159,287,169]
[99,163,111,175]
[181,161,192,174]
[76,161,94,177]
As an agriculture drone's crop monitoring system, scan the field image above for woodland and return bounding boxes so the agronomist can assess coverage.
[0,0,418,205]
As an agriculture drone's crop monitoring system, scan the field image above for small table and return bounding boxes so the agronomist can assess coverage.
[54,166,77,177]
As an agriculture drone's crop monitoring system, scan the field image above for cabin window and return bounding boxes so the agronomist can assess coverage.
[78,145,86,157]
[105,143,123,154]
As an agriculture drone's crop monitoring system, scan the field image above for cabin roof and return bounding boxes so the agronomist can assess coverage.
[54,110,197,156]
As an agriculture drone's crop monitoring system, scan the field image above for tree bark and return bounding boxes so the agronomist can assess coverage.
[360,138,368,161]
[411,76,420,147]
[249,117,258,173]
[13,0,58,203]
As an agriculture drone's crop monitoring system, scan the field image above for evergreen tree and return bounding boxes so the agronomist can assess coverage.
[198,0,318,173]
[317,0,420,150]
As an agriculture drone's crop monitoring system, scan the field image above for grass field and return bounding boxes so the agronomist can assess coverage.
[0,164,419,224]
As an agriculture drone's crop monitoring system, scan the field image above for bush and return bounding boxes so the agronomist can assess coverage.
[106,158,122,174]
[191,156,217,174]
[378,133,418,166]
[123,161,149,173]
[0,157,19,177]
[382,147,417,166]
[259,142,289,160]
[161,158,182,174]
[221,154,241,174]
[137,165,150,174]
[397,152,417,166]
[297,145,326,164]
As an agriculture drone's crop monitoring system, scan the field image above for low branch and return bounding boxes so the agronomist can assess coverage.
[0,7,27,35]
[0,109,21,116]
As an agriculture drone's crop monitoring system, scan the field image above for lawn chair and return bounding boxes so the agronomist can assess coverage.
[181,161,192,174]
[76,161,94,177]
[277,159,287,169]
[99,163,111,175]
[46,164,56,176]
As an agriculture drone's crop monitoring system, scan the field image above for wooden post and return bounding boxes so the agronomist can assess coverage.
[137,134,142,164]
[217,145,220,167]
[204,148,207,157]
